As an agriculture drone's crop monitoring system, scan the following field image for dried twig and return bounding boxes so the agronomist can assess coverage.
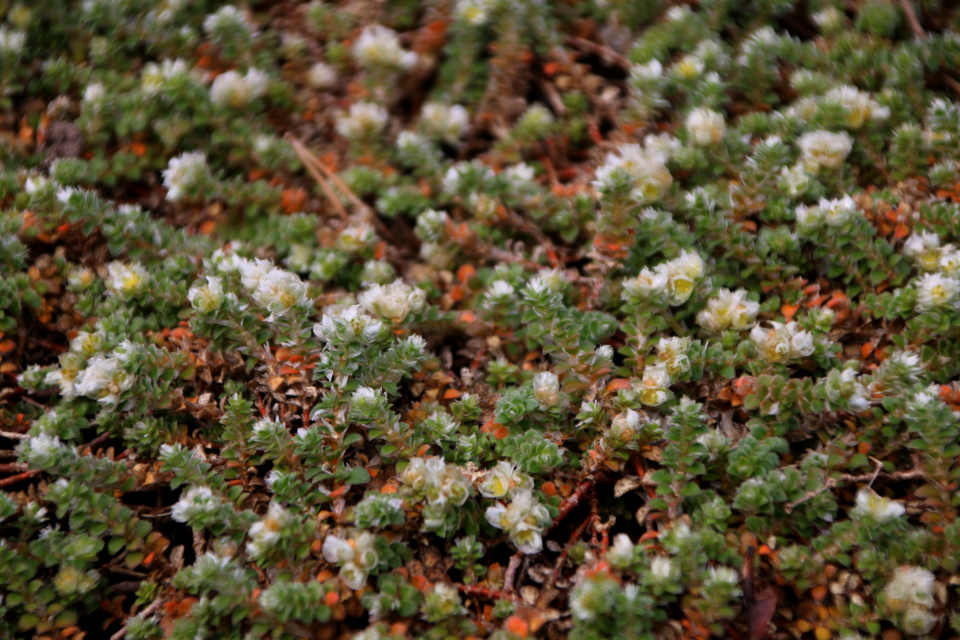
[0,430,29,440]
[564,37,630,69]
[898,0,925,38]
[285,135,350,220]
[457,583,522,603]
[784,467,925,513]
[0,468,42,487]
[108,597,163,640]
[503,552,522,593]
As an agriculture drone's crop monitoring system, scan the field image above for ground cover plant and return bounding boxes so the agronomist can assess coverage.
[4,0,960,638]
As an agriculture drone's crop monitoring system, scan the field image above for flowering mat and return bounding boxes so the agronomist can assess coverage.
[4,1,960,639]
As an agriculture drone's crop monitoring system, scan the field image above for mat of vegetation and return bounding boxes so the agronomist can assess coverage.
[3,0,960,638]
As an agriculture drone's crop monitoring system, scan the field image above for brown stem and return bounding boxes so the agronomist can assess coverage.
[0,468,42,487]
[784,467,924,513]
[898,0,925,38]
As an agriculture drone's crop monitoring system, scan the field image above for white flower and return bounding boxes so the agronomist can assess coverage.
[939,248,960,275]
[73,355,134,405]
[322,534,355,564]
[750,321,815,363]
[203,5,255,38]
[252,268,307,319]
[82,83,106,112]
[140,59,195,95]
[656,336,692,376]
[20,433,67,468]
[420,102,469,143]
[606,533,634,569]
[352,24,417,71]
[672,53,704,80]
[697,288,759,332]
[904,232,943,272]
[357,279,426,322]
[884,566,936,612]
[188,276,227,313]
[0,27,26,57]
[420,241,456,269]
[812,7,845,31]
[643,133,681,163]
[825,85,889,129]
[798,130,853,171]
[820,194,859,227]
[661,250,706,306]
[478,461,530,499]
[238,258,273,290]
[335,102,389,139]
[650,556,679,582]
[485,280,516,305]
[171,486,220,524]
[306,61,338,89]
[162,151,209,202]
[593,144,673,204]
[685,108,726,146]
[246,501,292,559]
[622,267,669,302]
[336,223,376,253]
[313,305,384,343]
[484,488,551,554]
[916,273,960,310]
[24,175,50,195]
[455,0,495,25]
[210,68,269,107]
[105,262,148,297]
[704,566,741,589]
[638,365,671,406]
[609,409,641,443]
[852,488,905,523]
[532,371,561,408]
[778,163,811,198]
[794,203,823,232]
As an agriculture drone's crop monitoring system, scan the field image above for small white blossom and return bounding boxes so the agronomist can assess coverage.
[532,371,561,408]
[638,365,671,406]
[0,27,26,57]
[685,108,726,146]
[357,279,426,322]
[335,101,389,139]
[188,276,227,313]
[352,25,417,71]
[484,488,551,554]
[171,486,220,524]
[916,273,960,310]
[162,151,210,202]
[593,144,673,204]
[105,261,149,297]
[478,461,531,499]
[210,68,269,107]
[455,0,496,25]
[852,488,905,523]
[885,566,936,612]
[306,61,338,89]
[606,533,635,569]
[252,268,308,319]
[750,321,816,363]
[779,163,812,198]
[824,85,890,129]
[697,288,759,332]
[798,130,853,171]
[421,102,470,143]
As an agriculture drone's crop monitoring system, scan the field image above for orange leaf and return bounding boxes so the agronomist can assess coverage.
[443,388,461,399]
[861,343,874,359]
[506,616,529,638]
[380,484,398,494]
[131,141,147,157]
[606,378,632,392]
[410,575,428,590]
[417,444,431,456]
[325,591,340,606]
[281,188,307,214]
[895,223,911,239]
[781,304,798,319]
[330,485,347,498]
[810,585,827,602]
[493,427,509,440]
[449,285,465,302]
[367,468,380,478]
[0,339,15,353]
[541,481,557,497]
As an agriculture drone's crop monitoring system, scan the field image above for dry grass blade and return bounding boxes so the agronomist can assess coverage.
[285,135,350,220]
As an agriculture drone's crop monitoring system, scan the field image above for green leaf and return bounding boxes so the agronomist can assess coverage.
[346,467,371,485]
